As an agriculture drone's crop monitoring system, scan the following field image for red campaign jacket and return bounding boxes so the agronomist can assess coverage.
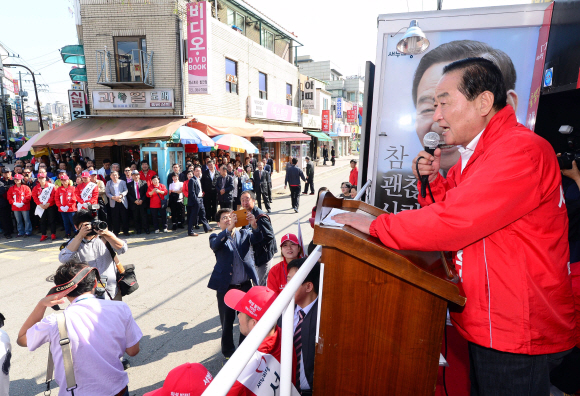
[55,186,78,212]
[75,182,98,205]
[147,184,167,208]
[140,170,157,187]
[267,258,290,295]
[32,181,56,206]
[369,106,576,354]
[7,184,32,211]
[349,167,358,187]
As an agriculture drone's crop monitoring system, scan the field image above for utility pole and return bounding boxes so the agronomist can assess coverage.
[18,71,27,136]
[4,64,44,132]
[0,72,8,148]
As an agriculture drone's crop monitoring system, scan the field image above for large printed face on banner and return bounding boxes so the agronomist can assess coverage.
[375,28,539,214]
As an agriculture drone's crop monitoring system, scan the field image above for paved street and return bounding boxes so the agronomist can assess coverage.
[1,164,351,396]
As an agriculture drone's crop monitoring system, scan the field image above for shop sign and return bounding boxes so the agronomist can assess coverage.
[68,90,87,120]
[353,103,358,114]
[92,89,174,110]
[302,113,321,130]
[13,80,19,95]
[336,97,343,118]
[347,110,356,123]
[226,74,238,84]
[188,1,212,94]
[247,96,301,123]
[4,105,14,130]
[322,110,330,132]
[302,80,315,110]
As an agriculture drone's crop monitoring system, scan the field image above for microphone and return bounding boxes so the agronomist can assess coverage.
[421,132,441,198]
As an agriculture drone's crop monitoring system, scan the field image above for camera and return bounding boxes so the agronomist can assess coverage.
[557,125,580,170]
[91,219,108,232]
[558,152,580,170]
[86,204,107,235]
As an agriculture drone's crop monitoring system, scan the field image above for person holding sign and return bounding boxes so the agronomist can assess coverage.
[8,174,33,237]
[32,170,57,241]
[75,171,98,211]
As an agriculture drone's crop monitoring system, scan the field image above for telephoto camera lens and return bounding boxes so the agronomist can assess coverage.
[91,220,108,231]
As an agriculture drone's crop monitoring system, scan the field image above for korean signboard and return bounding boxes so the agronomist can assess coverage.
[4,105,14,130]
[187,1,212,94]
[13,80,19,96]
[92,89,174,110]
[68,90,88,120]
[302,113,322,130]
[302,80,315,110]
[336,97,343,118]
[322,110,330,132]
[347,110,356,123]
[247,97,301,123]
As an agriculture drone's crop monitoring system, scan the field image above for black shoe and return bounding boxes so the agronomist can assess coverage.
[145,230,150,234]
[172,224,178,231]
[294,208,298,213]
[309,193,315,195]
[4,234,12,239]
[267,210,271,213]
[123,232,130,237]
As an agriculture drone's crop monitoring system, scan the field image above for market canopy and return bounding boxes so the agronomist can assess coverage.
[188,115,263,137]
[15,130,49,158]
[170,126,216,152]
[262,132,311,142]
[60,45,85,65]
[305,131,332,142]
[212,134,259,154]
[32,117,189,149]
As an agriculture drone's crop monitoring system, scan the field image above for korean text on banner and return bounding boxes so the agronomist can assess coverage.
[188,1,212,94]
[336,98,343,118]
[322,110,330,132]
[68,90,87,120]
[347,110,356,123]
[303,80,315,110]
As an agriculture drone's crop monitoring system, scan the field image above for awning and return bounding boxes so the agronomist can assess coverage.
[60,45,85,65]
[188,115,263,137]
[306,131,332,142]
[32,117,189,149]
[250,123,303,133]
[262,132,311,142]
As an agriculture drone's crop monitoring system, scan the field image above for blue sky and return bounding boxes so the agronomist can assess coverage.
[0,0,537,107]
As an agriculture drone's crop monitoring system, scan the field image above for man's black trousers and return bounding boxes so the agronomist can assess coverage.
[0,205,13,236]
[39,205,57,235]
[303,178,314,194]
[130,204,149,232]
[111,203,129,234]
[204,195,217,221]
[216,280,252,358]
[256,188,270,211]
[188,197,210,233]
[289,186,301,210]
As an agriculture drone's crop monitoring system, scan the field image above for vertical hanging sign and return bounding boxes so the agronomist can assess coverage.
[188,1,212,94]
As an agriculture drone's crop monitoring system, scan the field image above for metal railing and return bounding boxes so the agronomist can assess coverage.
[355,178,372,201]
[96,48,154,86]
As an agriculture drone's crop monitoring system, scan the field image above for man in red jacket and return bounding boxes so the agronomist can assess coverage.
[334,58,576,395]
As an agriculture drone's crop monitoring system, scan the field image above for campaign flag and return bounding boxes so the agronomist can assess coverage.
[235,350,300,396]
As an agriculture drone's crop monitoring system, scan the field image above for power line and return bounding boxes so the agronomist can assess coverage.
[25,49,59,62]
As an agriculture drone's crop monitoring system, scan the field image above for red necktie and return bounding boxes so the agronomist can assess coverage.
[136,183,140,199]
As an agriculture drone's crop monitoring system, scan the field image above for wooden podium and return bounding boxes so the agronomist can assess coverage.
[312,192,466,396]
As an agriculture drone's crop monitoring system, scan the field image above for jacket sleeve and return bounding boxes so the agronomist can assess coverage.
[416,168,458,207]
[257,215,275,245]
[105,181,114,199]
[285,171,289,186]
[224,177,234,193]
[7,186,14,204]
[32,185,41,205]
[369,145,547,252]
[90,185,99,204]
[210,229,229,252]
[249,226,263,244]
[74,184,82,202]
[24,186,32,203]
[119,181,128,197]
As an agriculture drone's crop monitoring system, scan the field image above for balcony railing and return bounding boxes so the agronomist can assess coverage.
[96,48,154,88]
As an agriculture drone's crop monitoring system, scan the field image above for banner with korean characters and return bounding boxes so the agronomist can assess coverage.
[92,89,174,110]
[187,1,212,94]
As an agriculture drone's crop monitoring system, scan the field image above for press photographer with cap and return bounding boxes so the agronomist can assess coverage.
[59,209,128,300]
[16,262,142,396]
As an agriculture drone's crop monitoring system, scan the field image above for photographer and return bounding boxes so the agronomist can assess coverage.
[17,262,141,396]
[59,209,127,300]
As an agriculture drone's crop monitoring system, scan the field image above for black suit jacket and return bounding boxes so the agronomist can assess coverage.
[252,170,270,192]
[201,170,218,198]
[186,177,203,207]
[243,205,277,266]
[305,163,314,179]
[215,174,234,202]
[126,180,148,207]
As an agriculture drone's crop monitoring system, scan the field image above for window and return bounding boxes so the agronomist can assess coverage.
[259,72,267,99]
[349,92,356,101]
[114,37,147,82]
[323,98,329,110]
[261,29,274,51]
[226,58,238,94]
[286,83,292,106]
[227,8,245,34]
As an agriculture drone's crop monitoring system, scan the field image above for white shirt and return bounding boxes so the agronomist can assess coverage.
[209,170,215,181]
[0,329,10,396]
[26,295,142,396]
[194,177,203,197]
[293,297,318,390]
[457,129,484,173]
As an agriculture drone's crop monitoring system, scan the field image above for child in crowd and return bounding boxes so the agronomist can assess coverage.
[267,233,303,295]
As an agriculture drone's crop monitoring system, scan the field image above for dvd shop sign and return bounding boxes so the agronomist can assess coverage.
[188,1,212,94]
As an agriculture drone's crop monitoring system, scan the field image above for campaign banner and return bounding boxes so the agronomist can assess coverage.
[35,184,55,218]
[336,97,343,118]
[347,110,356,123]
[374,28,539,214]
[237,350,300,396]
[188,1,212,94]
[303,80,315,110]
[80,182,97,202]
[322,110,330,132]
[247,97,301,123]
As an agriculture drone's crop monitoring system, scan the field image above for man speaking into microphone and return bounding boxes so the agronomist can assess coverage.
[334,58,576,395]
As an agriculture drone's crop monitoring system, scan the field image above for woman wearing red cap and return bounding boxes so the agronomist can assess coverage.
[8,173,32,236]
[75,171,98,211]
[56,175,77,238]
[267,233,302,295]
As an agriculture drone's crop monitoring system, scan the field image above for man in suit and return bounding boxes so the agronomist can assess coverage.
[215,165,234,210]
[187,166,213,236]
[284,158,306,213]
[167,163,186,186]
[208,208,262,363]
[303,156,315,195]
[287,258,321,395]
[252,161,271,213]
[264,152,274,173]
[127,170,149,234]
[201,160,218,221]
[322,145,329,166]
[249,154,257,171]
[240,190,277,286]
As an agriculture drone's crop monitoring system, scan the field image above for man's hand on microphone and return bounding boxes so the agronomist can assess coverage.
[412,148,442,183]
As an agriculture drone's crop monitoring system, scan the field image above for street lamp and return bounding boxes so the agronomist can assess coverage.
[4,64,44,132]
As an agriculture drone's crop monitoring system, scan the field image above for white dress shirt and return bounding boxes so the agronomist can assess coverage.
[457,129,484,173]
[293,297,318,390]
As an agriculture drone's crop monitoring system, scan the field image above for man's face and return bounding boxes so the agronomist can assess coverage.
[132,174,140,182]
[288,267,311,306]
[220,167,227,178]
[2,171,10,180]
[60,162,67,170]
[131,164,137,171]
[217,211,233,230]
[237,312,255,337]
[240,193,255,211]
[15,160,23,167]
[208,162,215,171]
[82,177,90,184]
[141,163,149,171]
[194,168,202,179]
[350,162,355,169]
[14,166,22,174]
[103,162,111,170]
[173,164,180,173]
[227,164,233,172]
[25,164,33,171]
[86,161,94,168]
[90,175,98,183]
[39,164,47,171]
[281,241,300,261]
[415,62,459,171]
[257,162,264,171]
[124,169,131,178]
[112,164,120,173]
[433,71,489,147]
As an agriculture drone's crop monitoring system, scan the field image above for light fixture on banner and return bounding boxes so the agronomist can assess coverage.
[396,20,430,55]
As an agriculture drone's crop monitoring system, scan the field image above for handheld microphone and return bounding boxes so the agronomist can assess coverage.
[421,132,441,198]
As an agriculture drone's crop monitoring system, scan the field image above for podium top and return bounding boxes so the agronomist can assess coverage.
[313,192,466,306]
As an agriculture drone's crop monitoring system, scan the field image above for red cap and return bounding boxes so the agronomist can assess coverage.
[81,171,90,178]
[61,174,70,180]
[14,173,24,180]
[280,233,299,247]
[224,286,276,321]
[143,363,212,396]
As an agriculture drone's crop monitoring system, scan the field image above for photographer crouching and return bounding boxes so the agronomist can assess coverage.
[59,209,127,301]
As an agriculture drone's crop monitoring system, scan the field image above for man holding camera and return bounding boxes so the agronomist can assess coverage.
[17,262,141,396]
[59,209,127,300]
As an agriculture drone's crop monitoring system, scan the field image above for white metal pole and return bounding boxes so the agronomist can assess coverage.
[281,297,295,396]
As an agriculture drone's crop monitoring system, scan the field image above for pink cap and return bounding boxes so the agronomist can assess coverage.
[13,173,24,180]
[280,233,300,247]
[224,286,277,321]
[143,363,212,396]
[81,171,90,178]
